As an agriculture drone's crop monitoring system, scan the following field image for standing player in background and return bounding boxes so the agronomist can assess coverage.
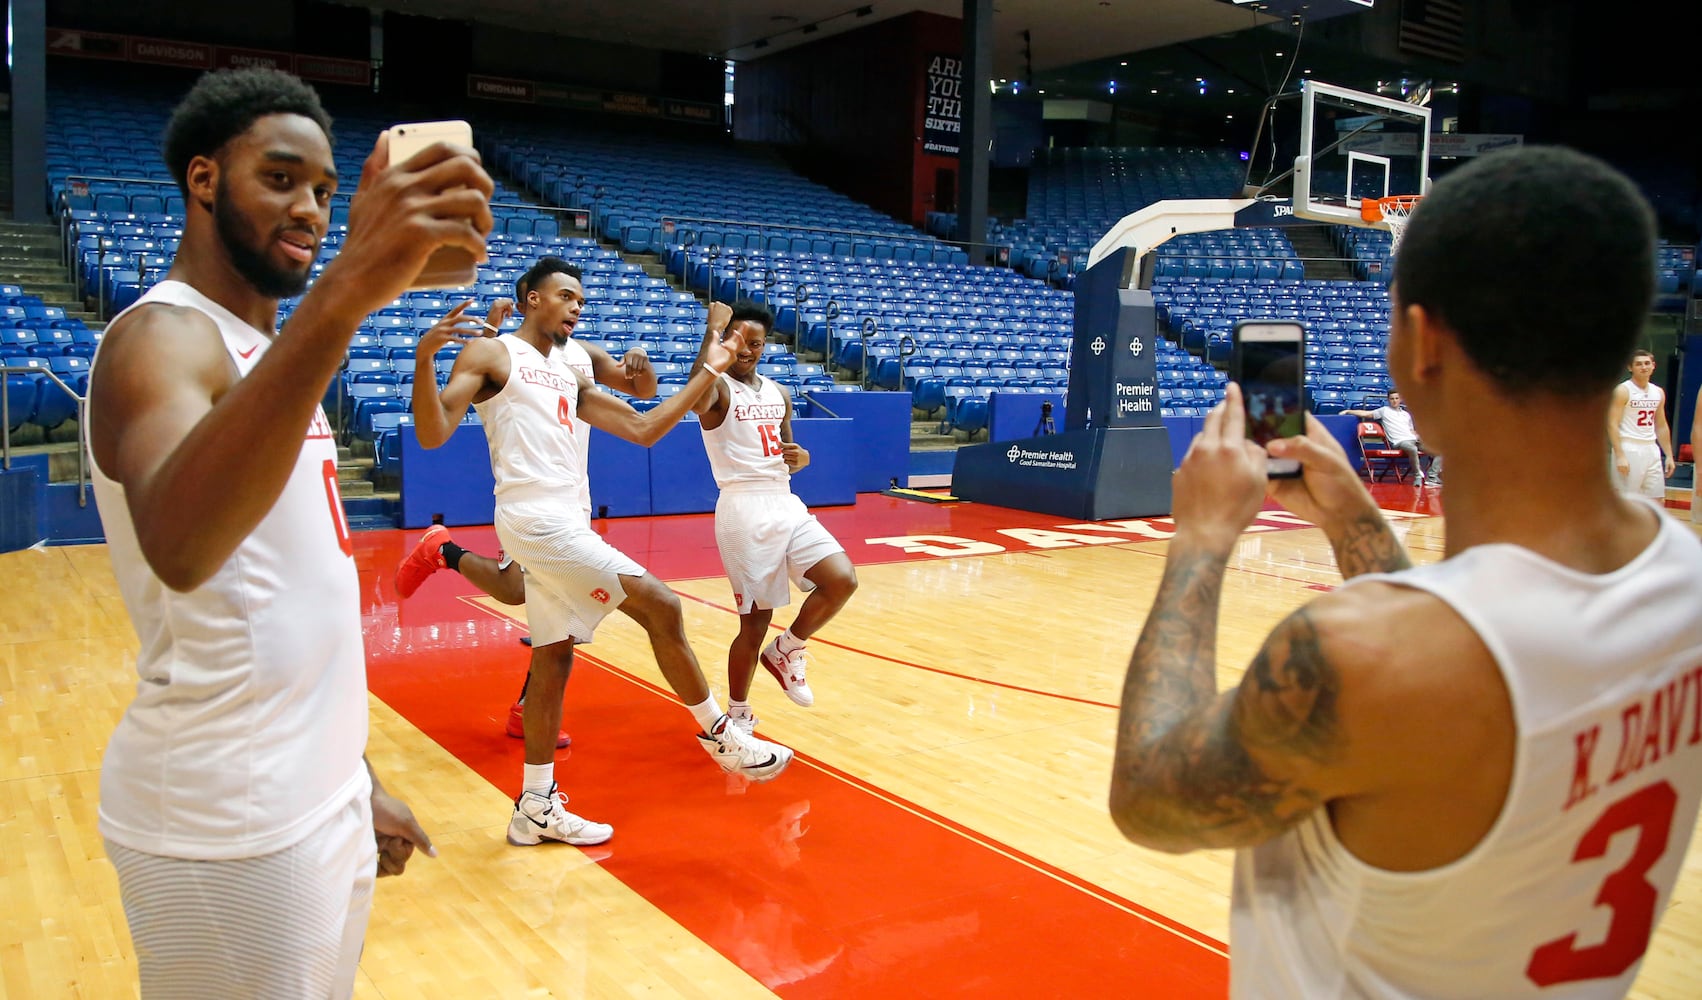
[690,302,858,733]
[1693,383,1701,524]
[85,68,491,997]
[1109,146,1702,997]
[397,262,659,748]
[410,264,794,850]
[1608,348,1675,501]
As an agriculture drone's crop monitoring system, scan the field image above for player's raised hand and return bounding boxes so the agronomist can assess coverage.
[417,300,487,355]
[1171,383,1270,554]
[1265,412,1381,528]
[620,347,652,380]
[485,296,517,334]
[706,301,733,335]
[702,323,745,374]
[322,130,495,316]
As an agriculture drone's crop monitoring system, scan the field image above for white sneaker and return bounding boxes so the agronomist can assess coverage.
[727,707,758,737]
[760,638,815,707]
[697,715,793,782]
[506,784,614,846]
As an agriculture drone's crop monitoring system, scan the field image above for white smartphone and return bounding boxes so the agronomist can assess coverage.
[385,120,480,290]
[1232,319,1307,479]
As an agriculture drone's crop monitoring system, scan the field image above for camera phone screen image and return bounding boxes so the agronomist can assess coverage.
[1242,339,1304,446]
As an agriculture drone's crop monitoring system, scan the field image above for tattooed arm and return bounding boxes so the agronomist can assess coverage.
[1110,567,1350,853]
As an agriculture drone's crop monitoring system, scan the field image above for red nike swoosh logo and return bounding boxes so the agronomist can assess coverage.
[238,345,259,359]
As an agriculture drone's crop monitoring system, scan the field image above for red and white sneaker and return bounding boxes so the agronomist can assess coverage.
[395,525,451,598]
[507,702,570,749]
[760,636,815,707]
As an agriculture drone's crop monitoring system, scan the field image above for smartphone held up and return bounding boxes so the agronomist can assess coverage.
[1231,319,1306,479]
[385,120,482,290]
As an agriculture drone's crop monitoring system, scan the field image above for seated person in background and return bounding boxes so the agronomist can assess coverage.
[1342,389,1440,487]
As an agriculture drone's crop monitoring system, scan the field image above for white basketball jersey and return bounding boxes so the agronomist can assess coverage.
[559,338,595,519]
[1619,380,1663,443]
[1230,505,1702,999]
[88,280,369,861]
[701,373,789,490]
[474,335,586,510]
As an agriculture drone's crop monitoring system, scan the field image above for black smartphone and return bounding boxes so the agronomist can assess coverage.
[1231,319,1306,479]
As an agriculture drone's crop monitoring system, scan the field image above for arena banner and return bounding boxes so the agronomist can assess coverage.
[466,74,719,126]
[45,28,128,61]
[216,46,296,73]
[46,27,371,87]
[292,54,371,88]
[922,53,963,156]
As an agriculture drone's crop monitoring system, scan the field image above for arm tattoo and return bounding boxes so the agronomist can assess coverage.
[1330,511,1412,579]
[1113,555,1344,852]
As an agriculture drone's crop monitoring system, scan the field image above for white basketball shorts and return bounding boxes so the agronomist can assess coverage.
[105,789,376,1000]
[1614,440,1666,500]
[715,486,845,613]
[495,499,645,645]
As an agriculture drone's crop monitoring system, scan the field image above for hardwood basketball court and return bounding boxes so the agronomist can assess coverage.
[3,489,1698,998]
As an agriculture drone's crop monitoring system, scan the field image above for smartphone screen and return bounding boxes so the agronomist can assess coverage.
[1234,321,1305,478]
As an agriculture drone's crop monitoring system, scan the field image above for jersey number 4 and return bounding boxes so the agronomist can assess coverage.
[1526,780,1678,986]
[758,424,783,457]
[558,395,574,429]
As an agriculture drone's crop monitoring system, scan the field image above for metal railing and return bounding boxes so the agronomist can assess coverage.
[661,214,1013,267]
[2,365,91,507]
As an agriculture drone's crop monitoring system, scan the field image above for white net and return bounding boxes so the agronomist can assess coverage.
[1377,198,1420,254]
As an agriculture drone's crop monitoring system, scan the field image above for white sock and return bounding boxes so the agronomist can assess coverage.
[776,629,806,654]
[687,694,725,734]
[523,762,554,798]
[728,698,752,718]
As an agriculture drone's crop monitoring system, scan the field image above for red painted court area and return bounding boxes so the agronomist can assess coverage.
[356,495,1237,997]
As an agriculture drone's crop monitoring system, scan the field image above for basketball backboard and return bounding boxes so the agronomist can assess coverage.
[1243,80,1431,229]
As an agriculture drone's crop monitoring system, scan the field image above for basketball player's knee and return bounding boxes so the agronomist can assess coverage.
[819,558,858,600]
[626,577,684,634]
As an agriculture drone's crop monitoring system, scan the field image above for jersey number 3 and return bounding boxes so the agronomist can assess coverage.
[758,424,783,457]
[1526,780,1678,986]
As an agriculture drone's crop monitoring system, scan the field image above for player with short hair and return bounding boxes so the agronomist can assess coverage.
[1608,348,1675,501]
[690,301,858,732]
[410,264,794,849]
[86,68,488,997]
[1110,145,1702,997]
[396,258,660,748]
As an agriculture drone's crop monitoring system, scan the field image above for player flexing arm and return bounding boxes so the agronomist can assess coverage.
[486,293,659,397]
[411,300,737,450]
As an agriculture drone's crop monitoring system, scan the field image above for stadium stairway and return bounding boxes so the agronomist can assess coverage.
[1286,226,1359,282]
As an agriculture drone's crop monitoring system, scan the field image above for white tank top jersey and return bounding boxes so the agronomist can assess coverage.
[473,335,587,509]
[87,280,370,861]
[1230,504,1702,1000]
[1618,380,1663,443]
[558,337,595,519]
[701,372,790,491]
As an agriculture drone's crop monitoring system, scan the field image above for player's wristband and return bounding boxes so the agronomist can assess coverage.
[700,364,725,378]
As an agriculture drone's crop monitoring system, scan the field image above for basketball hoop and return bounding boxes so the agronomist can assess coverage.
[1361,196,1422,254]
